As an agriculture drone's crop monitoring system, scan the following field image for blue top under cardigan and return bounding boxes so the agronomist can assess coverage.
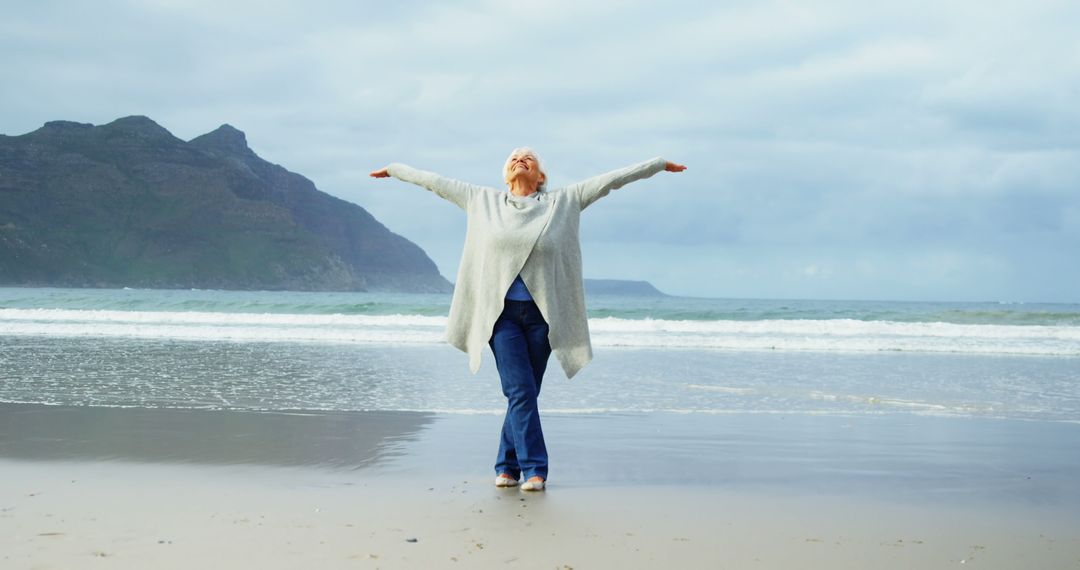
[505,274,533,301]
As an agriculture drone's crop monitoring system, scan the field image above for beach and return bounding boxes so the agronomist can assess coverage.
[2,287,1079,567]
[3,404,1080,568]
[4,0,1079,565]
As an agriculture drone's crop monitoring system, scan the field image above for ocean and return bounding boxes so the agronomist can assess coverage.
[1,286,1078,423]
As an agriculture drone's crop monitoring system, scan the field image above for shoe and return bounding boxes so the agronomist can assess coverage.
[495,474,519,487]
[520,477,545,492]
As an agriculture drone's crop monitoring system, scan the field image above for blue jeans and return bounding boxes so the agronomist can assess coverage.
[488,300,551,481]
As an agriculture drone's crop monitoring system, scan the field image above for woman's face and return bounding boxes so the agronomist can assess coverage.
[505,150,546,189]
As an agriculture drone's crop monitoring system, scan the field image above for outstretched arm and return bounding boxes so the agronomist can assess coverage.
[567,157,686,211]
[369,164,480,210]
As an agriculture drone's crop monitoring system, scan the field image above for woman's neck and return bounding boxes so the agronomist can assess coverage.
[507,180,538,197]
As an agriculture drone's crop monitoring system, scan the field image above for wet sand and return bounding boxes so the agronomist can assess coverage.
[2,403,1079,568]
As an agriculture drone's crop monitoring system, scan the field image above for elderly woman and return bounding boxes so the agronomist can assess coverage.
[370,150,685,491]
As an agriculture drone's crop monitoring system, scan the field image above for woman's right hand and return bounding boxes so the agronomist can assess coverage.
[369,166,391,178]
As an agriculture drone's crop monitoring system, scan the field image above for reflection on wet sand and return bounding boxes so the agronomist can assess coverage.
[0,403,435,469]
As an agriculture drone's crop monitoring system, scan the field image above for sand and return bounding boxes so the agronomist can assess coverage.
[2,404,1079,568]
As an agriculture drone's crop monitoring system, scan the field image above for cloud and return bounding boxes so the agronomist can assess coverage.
[2,0,1078,301]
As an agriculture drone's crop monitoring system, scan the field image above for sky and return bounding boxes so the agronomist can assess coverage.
[2,0,1079,302]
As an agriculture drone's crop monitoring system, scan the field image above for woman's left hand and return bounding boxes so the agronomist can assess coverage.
[665,161,687,172]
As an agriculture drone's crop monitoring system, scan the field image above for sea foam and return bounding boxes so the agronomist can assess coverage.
[1,308,1077,356]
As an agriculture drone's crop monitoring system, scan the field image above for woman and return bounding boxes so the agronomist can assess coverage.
[370,149,686,491]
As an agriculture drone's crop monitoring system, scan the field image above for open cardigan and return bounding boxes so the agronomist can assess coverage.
[387,156,668,378]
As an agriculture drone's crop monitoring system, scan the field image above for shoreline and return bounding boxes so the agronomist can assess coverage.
[3,402,1079,503]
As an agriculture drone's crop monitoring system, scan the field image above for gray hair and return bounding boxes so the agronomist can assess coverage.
[503,147,547,192]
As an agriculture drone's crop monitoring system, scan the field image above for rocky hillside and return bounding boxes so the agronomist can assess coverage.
[0,116,451,292]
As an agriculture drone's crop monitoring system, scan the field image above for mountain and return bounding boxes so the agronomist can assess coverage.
[0,116,451,292]
[584,279,667,296]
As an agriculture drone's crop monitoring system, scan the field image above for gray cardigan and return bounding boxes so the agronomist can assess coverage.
[387,157,668,378]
